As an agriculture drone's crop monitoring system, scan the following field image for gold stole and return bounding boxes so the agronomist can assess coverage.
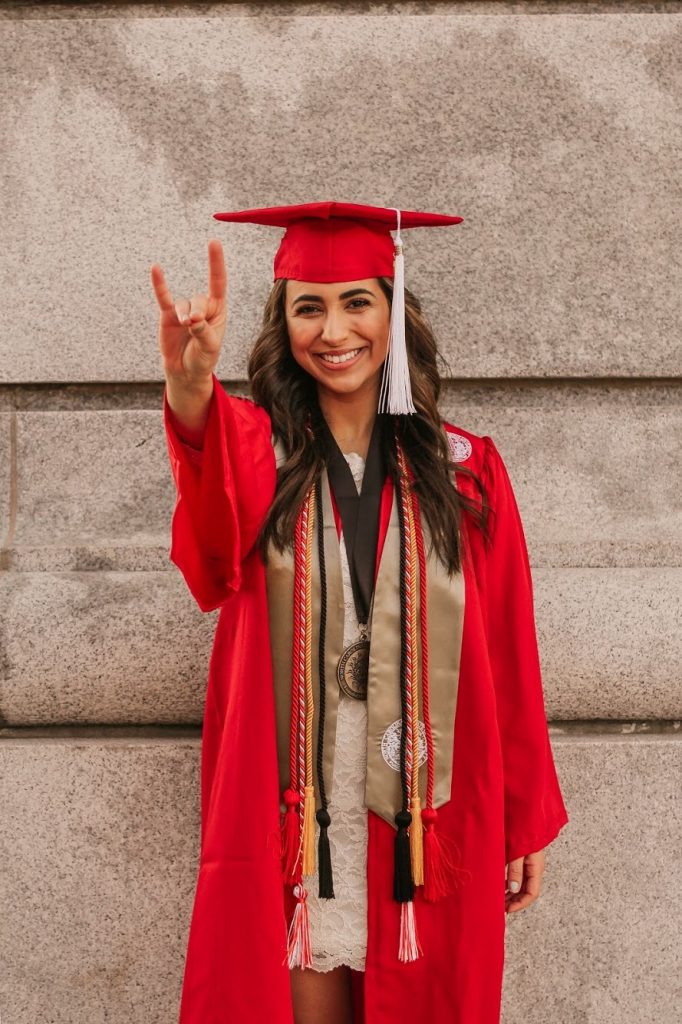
[266,440,465,828]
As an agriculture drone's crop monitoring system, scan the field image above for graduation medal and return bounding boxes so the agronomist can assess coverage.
[319,415,384,704]
[337,622,370,700]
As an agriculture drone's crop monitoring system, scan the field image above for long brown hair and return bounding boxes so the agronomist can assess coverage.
[248,277,489,574]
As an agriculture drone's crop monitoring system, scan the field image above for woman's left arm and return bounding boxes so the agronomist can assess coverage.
[479,436,569,911]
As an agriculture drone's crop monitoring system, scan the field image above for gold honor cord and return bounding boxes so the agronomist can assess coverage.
[405,479,424,885]
[395,439,424,961]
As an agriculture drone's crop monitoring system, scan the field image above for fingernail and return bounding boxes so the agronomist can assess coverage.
[509,881,520,893]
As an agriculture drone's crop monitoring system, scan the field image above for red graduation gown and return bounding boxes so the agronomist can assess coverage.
[163,375,568,1024]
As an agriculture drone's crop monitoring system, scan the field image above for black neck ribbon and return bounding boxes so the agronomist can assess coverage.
[318,414,388,627]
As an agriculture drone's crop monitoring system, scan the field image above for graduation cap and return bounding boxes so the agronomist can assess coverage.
[212,202,464,415]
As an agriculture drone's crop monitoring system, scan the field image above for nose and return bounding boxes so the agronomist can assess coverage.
[320,308,349,346]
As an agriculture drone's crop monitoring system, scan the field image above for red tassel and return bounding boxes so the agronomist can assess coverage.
[281,788,302,885]
[284,883,313,969]
[422,807,471,902]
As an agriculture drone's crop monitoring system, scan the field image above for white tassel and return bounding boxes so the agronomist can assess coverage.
[398,900,423,962]
[378,209,417,415]
[284,883,313,969]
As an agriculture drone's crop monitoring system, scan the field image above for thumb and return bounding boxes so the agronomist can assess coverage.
[506,857,524,894]
[187,312,207,335]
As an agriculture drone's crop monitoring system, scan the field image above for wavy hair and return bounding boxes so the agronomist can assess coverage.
[248,277,489,574]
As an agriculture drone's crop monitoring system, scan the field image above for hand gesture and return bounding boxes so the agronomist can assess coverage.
[151,239,227,387]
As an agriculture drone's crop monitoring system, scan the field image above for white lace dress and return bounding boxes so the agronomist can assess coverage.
[306,451,369,973]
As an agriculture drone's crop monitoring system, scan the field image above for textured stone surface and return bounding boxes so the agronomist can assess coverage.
[0,6,679,1021]
[0,412,11,550]
[1,567,679,725]
[6,4,680,18]
[13,409,174,553]
[502,735,682,1024]
[533,568,682,721]
[9,385,681,569]
[0,12,680,382]
[0,736,199,1024]
[0,733,679,1023]
[442,382,682,568]
[0,572,216,727]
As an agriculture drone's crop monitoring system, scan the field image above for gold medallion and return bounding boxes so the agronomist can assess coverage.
[337,629,370,700]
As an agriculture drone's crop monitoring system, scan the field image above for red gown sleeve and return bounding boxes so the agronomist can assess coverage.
[163,373,277,612]
[480,435,569,863]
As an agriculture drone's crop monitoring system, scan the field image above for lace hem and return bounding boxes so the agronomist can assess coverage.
[310,948,366,973]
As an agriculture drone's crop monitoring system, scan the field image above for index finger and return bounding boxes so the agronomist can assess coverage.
[207,238,227,301]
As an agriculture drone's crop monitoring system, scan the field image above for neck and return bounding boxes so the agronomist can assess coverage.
[317,378,379,459]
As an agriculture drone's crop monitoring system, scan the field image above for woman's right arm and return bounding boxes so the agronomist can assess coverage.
[151,241,276,611]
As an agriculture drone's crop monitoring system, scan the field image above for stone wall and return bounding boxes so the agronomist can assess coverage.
[1,3,680,1022]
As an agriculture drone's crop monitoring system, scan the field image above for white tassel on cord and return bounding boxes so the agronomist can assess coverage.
[398,901,423,962]
[284,883,313,969]
[378,208,417,415]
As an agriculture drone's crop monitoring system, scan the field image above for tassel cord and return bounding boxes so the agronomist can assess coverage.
[403,469,424,885]
[395,461,411,817]
[281,510,306,883]
[301,490,317,876]
[314,477,329,810]
[411,485,435,807]
[378,210,416,415]
[397,441,424,886]
[296,505,308,807]
[392,445,415,906]
[289,511,304,795]
[314,476,335,898]
[409,464,471,902]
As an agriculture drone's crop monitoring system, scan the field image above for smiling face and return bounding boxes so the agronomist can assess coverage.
[284,278,390,401]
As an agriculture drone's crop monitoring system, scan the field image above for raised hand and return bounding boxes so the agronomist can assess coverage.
[151,239,227,387]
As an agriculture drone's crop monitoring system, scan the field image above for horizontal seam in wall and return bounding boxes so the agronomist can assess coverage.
[1,376,681,412]
[2,2,681,21]
[0,720,679,743]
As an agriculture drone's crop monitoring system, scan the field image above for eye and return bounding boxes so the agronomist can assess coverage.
[347,298,370,309]
[294,304,321,315]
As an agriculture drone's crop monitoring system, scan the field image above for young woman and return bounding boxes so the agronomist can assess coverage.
[150,203,569,1024]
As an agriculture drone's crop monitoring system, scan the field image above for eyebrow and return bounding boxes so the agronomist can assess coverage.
[292,287,375,304]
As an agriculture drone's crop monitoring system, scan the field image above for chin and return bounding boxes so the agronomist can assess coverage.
[317,372,372,395]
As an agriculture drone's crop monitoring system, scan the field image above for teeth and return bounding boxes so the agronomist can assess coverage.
[319,348,361,365]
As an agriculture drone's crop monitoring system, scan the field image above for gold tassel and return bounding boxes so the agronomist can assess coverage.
[410,794,424,885]
[302,784,317,876]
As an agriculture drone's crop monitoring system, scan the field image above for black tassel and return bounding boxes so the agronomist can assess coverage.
[316,807,334,898]
[394,809,414,901]
[314,476,335,899]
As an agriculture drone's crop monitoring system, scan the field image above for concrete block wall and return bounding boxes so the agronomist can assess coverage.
[1,3,680,1022]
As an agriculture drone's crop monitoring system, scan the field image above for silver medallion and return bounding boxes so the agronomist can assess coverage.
[337,624,370,700]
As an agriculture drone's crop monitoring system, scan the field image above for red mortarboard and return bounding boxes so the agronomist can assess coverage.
[212,202,464,414]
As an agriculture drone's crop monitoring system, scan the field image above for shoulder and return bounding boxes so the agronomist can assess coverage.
[215,382,272,431]
[442,421,514,521]
[442,420,491,476]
